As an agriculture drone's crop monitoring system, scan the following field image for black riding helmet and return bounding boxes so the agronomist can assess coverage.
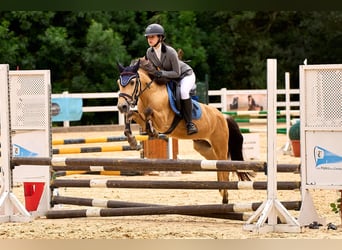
[144,23,165,38]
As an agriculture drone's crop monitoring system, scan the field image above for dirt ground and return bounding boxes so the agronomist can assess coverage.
[1,124,342,239]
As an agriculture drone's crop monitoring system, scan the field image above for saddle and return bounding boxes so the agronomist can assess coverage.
[166,81,201,120]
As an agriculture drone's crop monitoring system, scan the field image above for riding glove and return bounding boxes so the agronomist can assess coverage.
[154,70,163,78]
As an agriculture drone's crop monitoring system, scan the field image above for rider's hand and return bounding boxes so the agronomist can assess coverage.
[154,70,163,78]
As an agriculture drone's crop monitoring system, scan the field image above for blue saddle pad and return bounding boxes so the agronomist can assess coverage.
[166,82,202,120]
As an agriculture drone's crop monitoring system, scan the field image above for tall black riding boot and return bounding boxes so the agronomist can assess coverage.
[181,98,198,135]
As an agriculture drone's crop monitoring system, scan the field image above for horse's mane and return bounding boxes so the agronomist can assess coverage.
[131,57,168,85]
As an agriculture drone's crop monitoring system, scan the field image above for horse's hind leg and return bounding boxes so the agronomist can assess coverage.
[193,138,229,204]
[219,174,229,204]
[193,139,217,159]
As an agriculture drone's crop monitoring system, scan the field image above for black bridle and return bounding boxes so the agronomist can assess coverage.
[118,71,154,108]
[118,69,154,150]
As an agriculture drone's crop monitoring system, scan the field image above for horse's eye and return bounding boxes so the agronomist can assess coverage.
[130,80,135,85]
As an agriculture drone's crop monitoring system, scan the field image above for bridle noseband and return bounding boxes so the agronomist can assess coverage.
[119,71,154,108]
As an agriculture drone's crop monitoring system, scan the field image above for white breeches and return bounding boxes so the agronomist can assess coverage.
[180,72,196,99]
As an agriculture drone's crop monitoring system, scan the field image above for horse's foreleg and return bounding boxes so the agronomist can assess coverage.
[124,112,140,150]
[144,107,159,138]
[129,111,146,130]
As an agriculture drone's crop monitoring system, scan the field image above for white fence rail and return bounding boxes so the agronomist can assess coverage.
[52,87,300,127]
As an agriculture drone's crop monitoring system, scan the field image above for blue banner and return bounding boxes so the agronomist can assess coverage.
[51,97,83,122]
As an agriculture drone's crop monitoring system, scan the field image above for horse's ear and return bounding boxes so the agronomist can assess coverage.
[117,62,125,73]
[132,59,140,72]
[141,56,147,63]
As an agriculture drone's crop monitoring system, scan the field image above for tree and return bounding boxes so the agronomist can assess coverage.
[0,19,21,67]
[1,11,342,125]
[81,20,128,92]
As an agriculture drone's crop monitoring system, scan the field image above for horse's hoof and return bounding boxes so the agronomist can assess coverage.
[151,131,159,139]
[222,198,228,204]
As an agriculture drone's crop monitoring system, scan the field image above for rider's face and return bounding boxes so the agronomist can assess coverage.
[146,35,160,47]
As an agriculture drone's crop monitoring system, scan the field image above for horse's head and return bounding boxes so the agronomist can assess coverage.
[117,57,167,114]
[117,59,141,114]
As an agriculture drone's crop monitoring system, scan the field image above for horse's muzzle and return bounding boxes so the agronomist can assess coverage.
[117,102,130,114]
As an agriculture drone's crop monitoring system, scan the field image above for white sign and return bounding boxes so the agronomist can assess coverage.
[242,133,260,160]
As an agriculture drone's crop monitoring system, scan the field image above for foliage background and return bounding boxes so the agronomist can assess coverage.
[1,11,341,124]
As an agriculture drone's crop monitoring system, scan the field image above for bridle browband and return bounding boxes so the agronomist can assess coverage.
[118,70,154,107]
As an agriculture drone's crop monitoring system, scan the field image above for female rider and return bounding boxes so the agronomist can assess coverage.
[144,23,198,135]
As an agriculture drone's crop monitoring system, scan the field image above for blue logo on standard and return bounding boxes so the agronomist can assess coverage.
[314,146,342,169]
[13,144,38,157]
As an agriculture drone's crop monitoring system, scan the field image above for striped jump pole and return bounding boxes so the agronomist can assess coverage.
[52,195,301,211]
[53,170,125,177]
[240,127,287,134]
[12,157,300,173]
[52,145,137,155]
[51,163,299,173]
[52,196,163,208]
[46,201,301,220]
[46,205,252,220]
[52,134,168,145]
[234,118,287,124]
[51,179,301,190]
[223,110,300,117]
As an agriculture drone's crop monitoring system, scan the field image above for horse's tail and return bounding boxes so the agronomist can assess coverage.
[226,116,256,181]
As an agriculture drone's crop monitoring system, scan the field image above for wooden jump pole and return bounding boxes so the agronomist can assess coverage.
[46,201,301,220]
[12,156,300,173]
[51,179,301,190]
[52,196,301,212]
[50,163,299,173]
[49,163,299,173]
[45,206,252,220]
[52,196,162,208]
